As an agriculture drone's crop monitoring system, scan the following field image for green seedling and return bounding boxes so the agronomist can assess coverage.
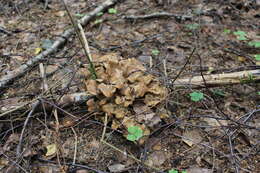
[108,8,117,14]
[233,31,247,41]
[151,49,160,56]
[169,169,178,173]
[223,29,231,34]
[127,126,143,142]
[168,169,187,173]
[185,23,200,30]
[96,12,104,17]
[248,41,260,48]
[189,91,204,102]
[258,92,260,95]
[254,54,260,61]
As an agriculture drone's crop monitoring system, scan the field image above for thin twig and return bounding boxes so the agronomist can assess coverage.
[101,113,108,142]
[16,100,40,156]
[124,12,193,21]
[61,0,97,79]
[71,127,78,164]
[171,48,196,84]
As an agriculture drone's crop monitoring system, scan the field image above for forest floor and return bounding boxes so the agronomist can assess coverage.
[0,0,259,173]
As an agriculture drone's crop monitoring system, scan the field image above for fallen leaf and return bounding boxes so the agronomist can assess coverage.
[34,47,42,55]
[186,167,212,173]
[145,151,167,167]
[108,164,125,172]
[182,130,203,147]
[45,144,57,156]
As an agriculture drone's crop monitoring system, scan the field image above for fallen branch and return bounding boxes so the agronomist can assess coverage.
[0,0,119,90]
[1,69,259,116]
[173,69,260,87]
[123,12,193,21]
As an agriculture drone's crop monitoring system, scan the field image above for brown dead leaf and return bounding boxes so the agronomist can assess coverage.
[98,83,116,97]
[186,167,212,173]
[108,164,126,173]
[133,102,161,127]
[45,144,57,157]
[182,130,203,147]
[145,151,167,167]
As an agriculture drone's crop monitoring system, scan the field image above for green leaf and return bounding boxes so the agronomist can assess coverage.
[254,54,260,61]
[223,29,231,34]
[169,169,178,173]
[108,8,117,14]
[185,23,200,30]
[127,134,136,141]
[127,126,143,141]
[96,12,103,17]
[151,49,160,56]
[181,171,187,173]
[248,41,260,48]
[258,92,260,95]
[233,31,247,41]
[189,92,204,102]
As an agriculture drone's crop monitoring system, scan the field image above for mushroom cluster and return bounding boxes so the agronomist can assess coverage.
[84,54,168,143]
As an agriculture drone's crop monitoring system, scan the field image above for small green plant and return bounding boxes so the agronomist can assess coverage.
[233,31,247,41]
[96,12,103,17]
[94,19,103,24]
[223,29,231,34]
[168,169,187,173]
[258,92,260,95]
[185,23,200,30]
[254,54,260,61]
[169,169,178,173]
[151,49,160,56]
[248,41,260,48]
[189,91,204,102]
[108,8,117,14]
[127,126,143,141]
